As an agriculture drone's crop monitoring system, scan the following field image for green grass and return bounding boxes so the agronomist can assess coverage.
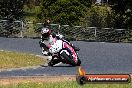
[0,51,46,69]
[0,81,132,88]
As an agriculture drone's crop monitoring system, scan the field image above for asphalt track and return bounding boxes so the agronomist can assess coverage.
[0,37,132,76]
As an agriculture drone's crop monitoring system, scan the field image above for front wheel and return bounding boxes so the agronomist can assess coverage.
[60,52,78,66]
[77,58,81,66]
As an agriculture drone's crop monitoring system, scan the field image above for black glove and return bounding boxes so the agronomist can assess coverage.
[39,41,46,48]
[52,33,56,38]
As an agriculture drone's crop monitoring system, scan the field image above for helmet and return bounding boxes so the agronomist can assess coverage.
[41,27,51,38]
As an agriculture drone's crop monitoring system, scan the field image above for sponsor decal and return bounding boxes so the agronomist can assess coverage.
[76,66,131,85]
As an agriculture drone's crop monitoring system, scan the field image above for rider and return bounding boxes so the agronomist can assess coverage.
[39,21,79,56]
[40,30,80,54]
[39,26,55,56]
[39,22,82,66]
[39,20,53,55]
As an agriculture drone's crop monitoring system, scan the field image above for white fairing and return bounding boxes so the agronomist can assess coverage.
[41,28,49,34]
[60,50,70,55]
[49,40,63,53]
[56,33,64,39]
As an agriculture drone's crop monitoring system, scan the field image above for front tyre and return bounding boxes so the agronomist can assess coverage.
[60,52,77,66]
[77,58,81,66]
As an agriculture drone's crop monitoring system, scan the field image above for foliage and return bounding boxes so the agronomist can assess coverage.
[109,0,132,29]
[38,0,92,26]
[0,0,25,21]
[0,0,132,42]
[80,5,113,28]
[0,0,25,36]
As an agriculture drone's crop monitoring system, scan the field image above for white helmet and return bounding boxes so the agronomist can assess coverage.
[41,27,51,38]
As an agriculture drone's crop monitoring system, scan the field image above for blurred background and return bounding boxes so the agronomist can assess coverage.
[0,0,132,42]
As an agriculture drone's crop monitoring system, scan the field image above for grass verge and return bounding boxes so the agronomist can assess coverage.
[0,50,46,69]
[0,81,132,88]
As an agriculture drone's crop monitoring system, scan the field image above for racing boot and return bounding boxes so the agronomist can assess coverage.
[48,59,61,66]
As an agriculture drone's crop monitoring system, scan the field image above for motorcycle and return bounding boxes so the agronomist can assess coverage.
[46,39,81,66]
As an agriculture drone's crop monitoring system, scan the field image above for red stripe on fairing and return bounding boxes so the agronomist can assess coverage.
[63,42,77,62]
[48,45,52,48]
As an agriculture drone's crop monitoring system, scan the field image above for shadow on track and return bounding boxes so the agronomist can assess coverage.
[40,65,75,67]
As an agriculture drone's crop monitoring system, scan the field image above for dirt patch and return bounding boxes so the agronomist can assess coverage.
[0,75,76,85]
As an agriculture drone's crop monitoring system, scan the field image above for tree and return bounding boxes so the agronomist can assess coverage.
[108,0,132,42]
[0,0,25,36]
[38,0,92,25]
[0,0,25,20]
[109,0,132,29]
